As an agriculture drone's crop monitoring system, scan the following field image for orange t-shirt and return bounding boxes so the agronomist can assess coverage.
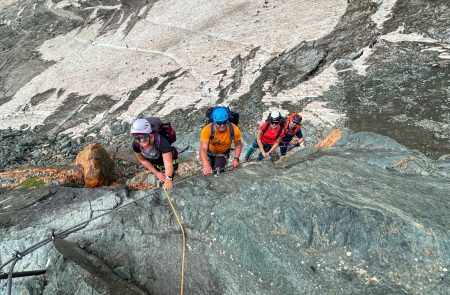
[200,123,242,154]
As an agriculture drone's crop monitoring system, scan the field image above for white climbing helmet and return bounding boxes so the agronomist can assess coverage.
[130,119,152,135]
[269,111,282,121]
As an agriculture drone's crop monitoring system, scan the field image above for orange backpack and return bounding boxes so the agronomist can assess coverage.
[284,113,302,136]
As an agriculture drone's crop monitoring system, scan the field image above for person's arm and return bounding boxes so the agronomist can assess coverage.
[135,152,164,181]
[256,130,266,155]
[291,130,305,146]
[268,136,283,154]
[233,140,242,168]
[161,151,174,190]
[200,141,212,174]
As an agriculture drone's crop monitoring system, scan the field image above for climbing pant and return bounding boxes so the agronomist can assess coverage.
[207,149,230,173]
[245,141,273,161]
[279,141,290,156]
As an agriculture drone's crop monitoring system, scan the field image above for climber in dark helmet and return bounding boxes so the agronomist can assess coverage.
[130,118,178,190]
[279,113,305,156]
[244,111,285,161]
[200,107,242,174]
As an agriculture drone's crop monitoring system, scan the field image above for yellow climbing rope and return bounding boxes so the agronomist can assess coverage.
[163,188,186,295]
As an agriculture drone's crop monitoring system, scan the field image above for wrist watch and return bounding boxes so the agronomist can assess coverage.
[234,157,239,160]
[165,175,173,180]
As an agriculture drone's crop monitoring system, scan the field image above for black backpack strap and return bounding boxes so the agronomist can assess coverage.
[228,122,234,141]
[209,123,215,140]
[262,122,270,135]
[210,122,234,141]
[262,122,283,139]
[154,133,160,150]
[276,126,284,139]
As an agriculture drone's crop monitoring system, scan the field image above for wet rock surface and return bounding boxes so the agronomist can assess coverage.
[1,131,449,294]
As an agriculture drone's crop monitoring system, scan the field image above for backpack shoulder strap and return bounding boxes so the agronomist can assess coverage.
[276,125,284,139]
[209,123,215,140]
[228,122,234,141]
[154,133,161,150]
[286,113,295,123]
[294,125,301,136]
[262,122,270,135]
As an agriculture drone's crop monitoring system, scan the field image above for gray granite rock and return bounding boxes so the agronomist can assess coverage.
[1,132,448,294]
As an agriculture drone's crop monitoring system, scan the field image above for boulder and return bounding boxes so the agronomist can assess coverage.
[76,143,113,188]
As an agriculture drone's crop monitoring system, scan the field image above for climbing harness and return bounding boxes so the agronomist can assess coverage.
[207,150,230,158]
[155,158,181,171]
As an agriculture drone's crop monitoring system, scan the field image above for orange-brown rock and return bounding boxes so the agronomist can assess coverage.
[126,171,157,190]
[315,129,342,150]
[0,166,84,189]
[395,156,417,167]
[76,143,113,188]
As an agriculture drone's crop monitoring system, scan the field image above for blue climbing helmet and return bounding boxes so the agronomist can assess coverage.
[212,107,229,122]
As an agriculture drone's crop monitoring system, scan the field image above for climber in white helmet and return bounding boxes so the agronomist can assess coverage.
[244,111,285,161]
[130,118,178,190]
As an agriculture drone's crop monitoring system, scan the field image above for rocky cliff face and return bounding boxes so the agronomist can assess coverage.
[1,131,449,294]
[0,0,449,294]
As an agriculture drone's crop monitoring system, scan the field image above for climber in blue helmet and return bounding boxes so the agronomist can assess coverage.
[200,106,242,174]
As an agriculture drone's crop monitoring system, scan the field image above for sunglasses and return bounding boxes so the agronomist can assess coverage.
[270,121,280,125]
[134,134,150,142]
[215,120,228,126]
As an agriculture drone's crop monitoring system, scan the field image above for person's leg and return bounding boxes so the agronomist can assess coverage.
[257,151,264,161]
[244,141,259,161]
[214,156,228,173]
[279,142,288,156]
[257,143,272,161]
[214,151,230,173]
[208,153,216,170]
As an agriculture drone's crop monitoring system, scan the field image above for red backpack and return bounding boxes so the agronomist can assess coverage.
[284,113,302,136]
[146,117,176,144]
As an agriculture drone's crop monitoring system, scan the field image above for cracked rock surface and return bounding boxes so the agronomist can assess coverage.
[1,131,449,294]
[0,0,449,294]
